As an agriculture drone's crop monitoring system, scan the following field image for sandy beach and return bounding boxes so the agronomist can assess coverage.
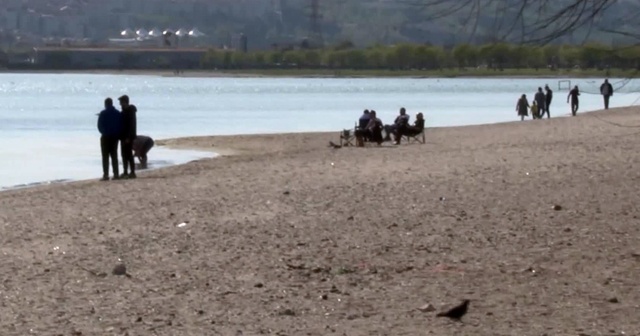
[2,107,640,335]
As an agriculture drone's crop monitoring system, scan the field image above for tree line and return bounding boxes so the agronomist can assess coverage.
[201,42,640,71]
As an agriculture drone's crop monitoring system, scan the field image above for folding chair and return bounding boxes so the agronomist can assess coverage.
[402,129,426,144]
[339,129,355,147]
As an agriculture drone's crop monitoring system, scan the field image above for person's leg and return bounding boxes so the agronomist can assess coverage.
[124,141,136,178]
[121,140,129,176]
[604,95,610,109]
[109,138,119,178]
[547,105,551,118]
[100,137,109,180]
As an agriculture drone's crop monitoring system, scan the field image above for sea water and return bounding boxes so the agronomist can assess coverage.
[1,74,638,189]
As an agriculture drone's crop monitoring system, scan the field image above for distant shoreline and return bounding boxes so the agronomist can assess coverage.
[1,68,637,79]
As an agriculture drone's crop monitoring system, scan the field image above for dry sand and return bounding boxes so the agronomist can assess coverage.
[2,108,640,335]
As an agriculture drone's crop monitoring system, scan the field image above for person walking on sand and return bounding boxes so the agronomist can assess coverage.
[600,79,614,109]
[544,84,553,118]
[118,95,138,179]
[567,85,580,116]
[97,98,122,181]
[516,94,529,121]
[534,87,547,119]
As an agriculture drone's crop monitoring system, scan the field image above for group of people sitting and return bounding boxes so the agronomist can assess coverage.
[355,108,425,146]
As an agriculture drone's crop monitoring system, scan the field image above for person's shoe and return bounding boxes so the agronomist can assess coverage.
[128,173,137,179]
[100,176,109,181]
[112,175,121,180]
[120,173,129,179]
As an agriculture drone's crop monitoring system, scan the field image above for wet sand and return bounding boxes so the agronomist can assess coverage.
[1,107,640,335]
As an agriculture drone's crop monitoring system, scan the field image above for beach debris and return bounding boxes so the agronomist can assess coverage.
[329,141,342,149]
[436,299,470,321]
[439,197,446,201]
[526,172,530,176]
[608,297,619,303]
[283,190,290,195]
[76,264,108,278]
[254,283,264,288]
[177,222,188,228]
[553,205,563,211]
[347,216,354,221]
[331,162,335,167]
[112,263,128,276]
[418,303,436,312]
[279,308,296,316]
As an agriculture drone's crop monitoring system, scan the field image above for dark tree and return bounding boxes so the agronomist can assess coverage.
[401,0,626,44]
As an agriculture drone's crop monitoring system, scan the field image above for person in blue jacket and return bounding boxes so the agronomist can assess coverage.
[97,98,122,181]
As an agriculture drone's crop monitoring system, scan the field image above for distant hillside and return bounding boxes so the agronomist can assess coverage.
[3,0,639,50]
[216,0,640,49]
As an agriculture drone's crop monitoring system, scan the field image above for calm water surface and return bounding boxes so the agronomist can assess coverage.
[1,74,639,189]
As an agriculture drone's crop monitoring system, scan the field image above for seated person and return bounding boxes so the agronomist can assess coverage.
[394,112,425,144]
[384,107,410,141]
[133,135,155,169]
[355,110,383,145]
[358,109,371,130]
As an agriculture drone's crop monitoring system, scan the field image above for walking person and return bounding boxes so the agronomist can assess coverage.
[516,94,529,121]
[544,84,553,118]
[567,85,580,116]
[600,79,614,109]
[534,87,547,119]
[97,98,122,181]
[118,95,138,179]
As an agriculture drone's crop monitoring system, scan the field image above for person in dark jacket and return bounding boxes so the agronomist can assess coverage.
[600,79,614,109]
[118,95,138,179]
[394,112,425,144]
[567,85,580,116]
[97,98,122,181]
[544,84,553,118]
[534,87,547,119]
[516,94,530,121]
[133,135,154,169]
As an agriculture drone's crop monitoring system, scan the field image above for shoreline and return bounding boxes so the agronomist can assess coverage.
[1,68,636,79]
[2,107,635,193]
[0,145,218,193]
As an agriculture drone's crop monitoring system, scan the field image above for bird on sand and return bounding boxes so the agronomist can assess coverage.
[436,299,470,321]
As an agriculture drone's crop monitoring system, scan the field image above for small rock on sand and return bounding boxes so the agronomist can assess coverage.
[418,303,436,312]
[112,263,127,276]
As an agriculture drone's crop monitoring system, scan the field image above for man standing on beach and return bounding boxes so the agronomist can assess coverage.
[600,79,614,109]
[534,87,547,119]
[97,98,122,181]
[119,95,137,179]
[544,84,553,118]
[567,85,580,116]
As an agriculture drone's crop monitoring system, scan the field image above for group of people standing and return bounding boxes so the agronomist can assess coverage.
[97,95,154,181]
[517,79,615,121]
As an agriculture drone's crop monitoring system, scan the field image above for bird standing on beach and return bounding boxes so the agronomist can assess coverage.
[436,299,470,321]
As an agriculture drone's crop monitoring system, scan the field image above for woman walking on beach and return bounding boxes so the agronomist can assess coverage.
[516,94,530,121]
